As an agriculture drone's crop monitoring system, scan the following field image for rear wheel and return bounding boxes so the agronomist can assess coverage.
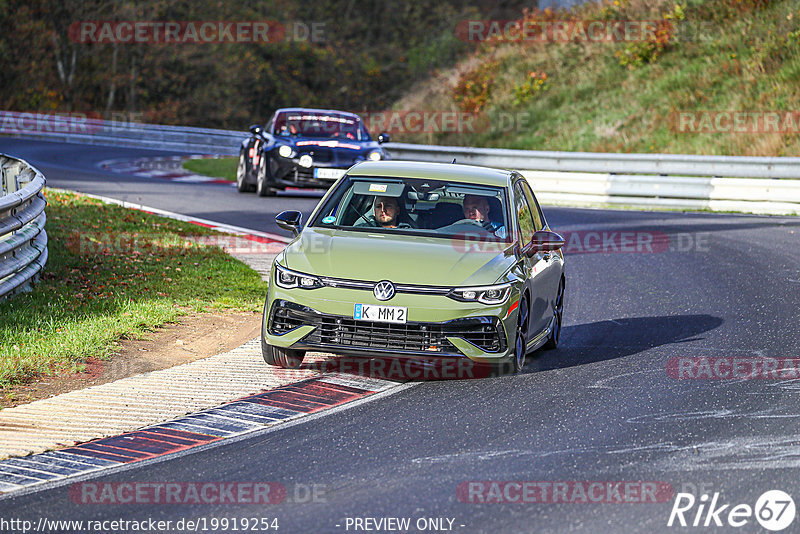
[262,342,305,369]
[236,150,255,193]
[543,279,564,350]
[256,156,277,197]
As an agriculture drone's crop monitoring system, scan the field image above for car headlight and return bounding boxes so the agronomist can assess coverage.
[298,154,313,168]
[368,150,383,161]
[274,264,323,289]
[278,145,293,158]
[448,283,512,305]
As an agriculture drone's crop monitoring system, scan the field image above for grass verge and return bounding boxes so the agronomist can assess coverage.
[394,0,800,156]
[182,157,237,181]
[0,189,268,390]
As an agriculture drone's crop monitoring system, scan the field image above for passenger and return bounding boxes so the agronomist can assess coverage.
[462,194,506,238]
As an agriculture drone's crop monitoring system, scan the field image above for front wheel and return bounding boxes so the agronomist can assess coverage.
[262,341,305,369]
[256,156,277,197]
[236,150,255,193]
[512,294,529,372]
[543,279,564,350]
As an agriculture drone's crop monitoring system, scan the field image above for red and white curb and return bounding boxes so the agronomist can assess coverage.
[46,188,291,281]
[0,373,407,496]
[46,187,291,246]
[0,189,410,497]
[99,155,235,185]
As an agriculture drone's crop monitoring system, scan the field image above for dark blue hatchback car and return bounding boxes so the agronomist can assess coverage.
[237,108,390,196]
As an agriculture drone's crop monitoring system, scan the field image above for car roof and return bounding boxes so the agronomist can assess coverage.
[347,160,513,188]
[274,108,361,120]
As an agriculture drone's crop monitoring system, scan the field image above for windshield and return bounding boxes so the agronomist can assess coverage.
[272,111,367,140]
[311,176,510,242]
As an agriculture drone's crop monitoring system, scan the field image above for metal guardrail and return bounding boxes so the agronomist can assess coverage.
[0,154,48,300]
[3,111,799,214]
[384,143,800,215]
[383,142,800,179]
[0,111,243,155]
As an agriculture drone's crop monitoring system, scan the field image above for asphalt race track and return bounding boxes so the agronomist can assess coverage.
[2,137,800,533]
[0,138,323,235]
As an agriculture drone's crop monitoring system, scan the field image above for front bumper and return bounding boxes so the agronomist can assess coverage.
[271,163,347,188]
[269,149,360,189]
[263,283,519,363]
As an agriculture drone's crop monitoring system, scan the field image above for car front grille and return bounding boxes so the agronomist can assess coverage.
[292,168,314,181]
[269,301,505,354]
[298,148,333,162]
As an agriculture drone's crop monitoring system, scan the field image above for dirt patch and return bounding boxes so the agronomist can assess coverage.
[1,311,262,409]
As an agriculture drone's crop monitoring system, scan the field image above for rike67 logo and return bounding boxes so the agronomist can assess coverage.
[668,490,795,531]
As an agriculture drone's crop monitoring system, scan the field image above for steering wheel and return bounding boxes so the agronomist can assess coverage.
[439,218,495,233]
[455,218,485,226]
[459,218,496,230]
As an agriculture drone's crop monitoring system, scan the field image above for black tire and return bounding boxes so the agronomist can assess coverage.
[236,150,255,193]
[512,294,530,372]
[543,279,564,350]
[256,156,277,197]
[261,339,305,369]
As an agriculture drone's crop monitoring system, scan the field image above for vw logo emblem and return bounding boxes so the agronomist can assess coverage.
[373,280,395,301]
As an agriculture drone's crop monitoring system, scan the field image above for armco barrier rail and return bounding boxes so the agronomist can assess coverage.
[385,143,800,215]
[2,111,799,215]
[0,111,243,156]
[0,154,48,300]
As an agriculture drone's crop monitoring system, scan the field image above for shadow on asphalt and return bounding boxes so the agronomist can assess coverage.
[297,315,722,382]
[526,314,724,373]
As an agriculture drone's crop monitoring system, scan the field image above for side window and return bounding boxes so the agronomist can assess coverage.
[514,182,535,246]
[520,179,544,231]
[271,113,286,135]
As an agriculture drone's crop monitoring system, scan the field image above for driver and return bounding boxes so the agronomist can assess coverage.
[278,123,299,136]
[462,194,506,238]
[355,196,414,229]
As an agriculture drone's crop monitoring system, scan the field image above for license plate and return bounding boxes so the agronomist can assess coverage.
[354,303,407,324]
[314,168,346,180]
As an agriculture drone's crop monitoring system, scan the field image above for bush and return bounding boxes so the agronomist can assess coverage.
[453,60,500,113]
[616,3,685,68]
[513,71,550,106]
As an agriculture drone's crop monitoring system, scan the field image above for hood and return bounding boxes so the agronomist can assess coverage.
[292,138,367,150]
[281,227,516,287]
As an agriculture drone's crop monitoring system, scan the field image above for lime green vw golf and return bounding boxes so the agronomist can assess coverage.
[261,160,565,374]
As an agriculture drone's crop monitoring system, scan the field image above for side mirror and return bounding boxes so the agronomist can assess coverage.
[249,124,264,136]
[275,210,302,236]
[377,132,390,144]
[524,230,564,257]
